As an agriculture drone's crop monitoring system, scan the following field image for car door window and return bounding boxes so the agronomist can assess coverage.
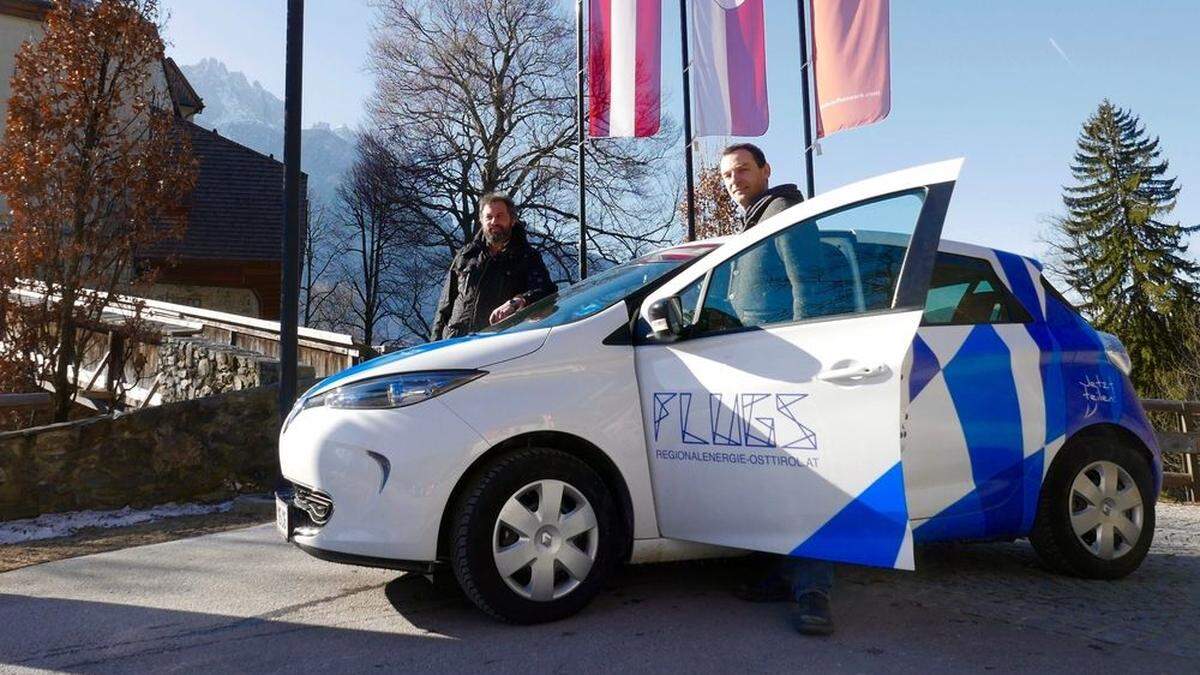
[693,191,924,335]
[677,276,705,325]
[921,253,1031,325]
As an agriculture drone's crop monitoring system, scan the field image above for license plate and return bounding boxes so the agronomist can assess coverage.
[276,495,292,540]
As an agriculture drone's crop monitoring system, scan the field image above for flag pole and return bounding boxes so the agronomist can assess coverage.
[796,0,816,198]
[678,0,697,241]
[576,0,589,279]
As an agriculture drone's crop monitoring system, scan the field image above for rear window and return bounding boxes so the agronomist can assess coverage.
[922,253,1031,325]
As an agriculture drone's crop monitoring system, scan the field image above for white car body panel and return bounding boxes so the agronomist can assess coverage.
[626,159,964,570]
[635,310,922,568]
[280,398,485,560]
[440,301,662,540]
[305,328,552,398]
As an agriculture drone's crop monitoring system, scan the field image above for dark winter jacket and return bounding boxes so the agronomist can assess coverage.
[739,183,805,232]
[729,183,819,325]
[431,222,557,340]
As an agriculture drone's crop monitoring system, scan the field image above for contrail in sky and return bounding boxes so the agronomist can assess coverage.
[1049,37,1073,67]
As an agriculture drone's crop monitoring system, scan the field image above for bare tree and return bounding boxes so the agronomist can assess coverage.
[300,193,341,328]
[367,0,679,340]
[332,132,415,346]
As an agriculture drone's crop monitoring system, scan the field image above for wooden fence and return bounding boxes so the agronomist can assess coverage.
[1143,398,1200,501]
[6,283,363,411]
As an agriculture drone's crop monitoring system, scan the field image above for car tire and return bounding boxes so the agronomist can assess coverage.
[1030,435,1155,579]
[449,446,619,623]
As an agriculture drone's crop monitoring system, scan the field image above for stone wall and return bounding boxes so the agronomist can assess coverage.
[157,337,313,403]
[0,382,312,521]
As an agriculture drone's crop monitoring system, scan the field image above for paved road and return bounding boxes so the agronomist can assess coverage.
[2,504,1199,673]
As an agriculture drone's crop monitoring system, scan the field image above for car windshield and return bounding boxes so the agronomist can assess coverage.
[479,243,720,335]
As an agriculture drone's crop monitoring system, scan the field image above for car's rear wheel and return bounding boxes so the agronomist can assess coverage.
[449,447,619,623]
[1030,435,1155,579]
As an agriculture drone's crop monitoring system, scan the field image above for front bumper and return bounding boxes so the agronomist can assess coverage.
[278,397,485,563]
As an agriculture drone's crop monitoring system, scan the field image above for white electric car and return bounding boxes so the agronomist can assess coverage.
[278,160,1162,623]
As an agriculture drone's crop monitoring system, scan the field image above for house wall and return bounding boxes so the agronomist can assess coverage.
[0,10,43,218]
[149,259,283,320]
[140,283,262,318]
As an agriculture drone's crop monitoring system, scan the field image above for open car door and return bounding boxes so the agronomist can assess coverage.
[634,160,962,570]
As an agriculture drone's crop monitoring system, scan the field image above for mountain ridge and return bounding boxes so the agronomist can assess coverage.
[181,58,357,206]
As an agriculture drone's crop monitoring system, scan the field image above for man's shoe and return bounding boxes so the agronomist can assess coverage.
[790,591,834,636]
[732,575,790,603]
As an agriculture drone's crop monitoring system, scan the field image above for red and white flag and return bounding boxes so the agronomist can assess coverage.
[588,0,662,138]
[811,0,891,139]
[690,0,769,138]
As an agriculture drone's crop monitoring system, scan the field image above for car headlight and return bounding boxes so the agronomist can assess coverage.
[316,370,486,410]
[1098,332,1132,376]
[283,370,485,433]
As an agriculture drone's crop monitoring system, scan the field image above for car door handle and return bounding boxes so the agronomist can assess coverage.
[816,362,891,383]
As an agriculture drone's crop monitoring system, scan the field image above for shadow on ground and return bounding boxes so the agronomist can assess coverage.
[2,530,1197,672]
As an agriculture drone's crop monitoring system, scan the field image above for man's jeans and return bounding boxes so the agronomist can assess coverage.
[779,557,834,599]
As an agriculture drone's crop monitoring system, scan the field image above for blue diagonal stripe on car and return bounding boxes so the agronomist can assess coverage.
[790,462,909,568]
[941,324,1026,536]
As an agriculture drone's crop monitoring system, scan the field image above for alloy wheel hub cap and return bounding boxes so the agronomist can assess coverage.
[492,479,599,602]
[1068,460,1143,561]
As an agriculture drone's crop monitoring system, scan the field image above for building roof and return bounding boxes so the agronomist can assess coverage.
[150,121,306,263]
[162,57,204,119]
[0,0,51,21]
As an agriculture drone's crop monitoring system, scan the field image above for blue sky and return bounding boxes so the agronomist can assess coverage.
[161,0,1200,260]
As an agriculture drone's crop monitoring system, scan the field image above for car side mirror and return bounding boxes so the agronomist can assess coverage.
[647,296,687,342]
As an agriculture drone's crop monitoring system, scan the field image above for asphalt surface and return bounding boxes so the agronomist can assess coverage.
[2,503,1199,673]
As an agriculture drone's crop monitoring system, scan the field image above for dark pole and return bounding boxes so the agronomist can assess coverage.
[797,0,816,198]
[279,0,304,428]
[576,0,588,279]
[678,0,697,241]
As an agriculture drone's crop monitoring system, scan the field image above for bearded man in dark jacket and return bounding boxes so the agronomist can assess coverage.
[431,193,556,341]
[719,143,836,637]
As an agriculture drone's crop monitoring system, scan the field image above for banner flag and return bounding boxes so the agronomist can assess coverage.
[690,0,769,137]
[811,0,891,139]
[589,0,662,137]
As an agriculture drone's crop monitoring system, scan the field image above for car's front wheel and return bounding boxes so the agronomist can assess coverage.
[449,447,619,623]
[1030,435,1155,579]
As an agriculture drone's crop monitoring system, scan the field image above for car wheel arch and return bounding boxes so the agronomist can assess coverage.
[436,430,635,563]
[1045,422,1159,492]
[1030,421,1158,578]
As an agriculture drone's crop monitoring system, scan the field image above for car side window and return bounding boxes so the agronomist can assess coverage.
[922,253,1031,325]
[693,191,924,335]
[677,276,705,325]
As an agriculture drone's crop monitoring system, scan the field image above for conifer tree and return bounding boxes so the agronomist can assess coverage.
[1051,100,1199,395]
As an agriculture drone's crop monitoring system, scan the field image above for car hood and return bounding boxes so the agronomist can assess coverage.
[304,329,551,398]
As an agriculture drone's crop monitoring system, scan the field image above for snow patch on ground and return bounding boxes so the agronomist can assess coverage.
[0,501,235,545]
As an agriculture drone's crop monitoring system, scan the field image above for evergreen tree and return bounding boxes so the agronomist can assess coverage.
[1052,100,1200,395]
